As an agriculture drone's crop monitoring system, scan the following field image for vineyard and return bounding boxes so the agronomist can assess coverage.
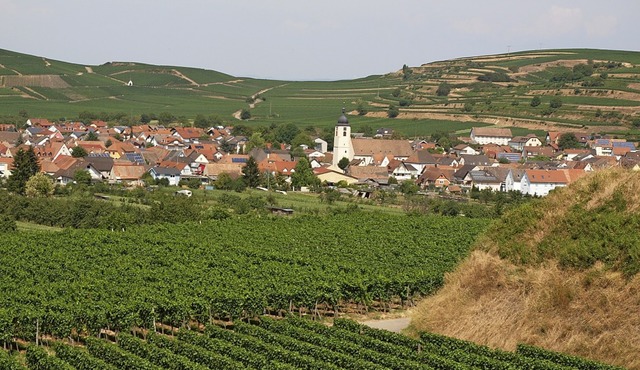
[0,213,487,346]
[1,317,622,369]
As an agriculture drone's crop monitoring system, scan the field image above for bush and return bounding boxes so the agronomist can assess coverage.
[0,214,16,232]
[388,105,399,118]
[530,96,541,107]
[435,83,451,96]
[550,97,563,109]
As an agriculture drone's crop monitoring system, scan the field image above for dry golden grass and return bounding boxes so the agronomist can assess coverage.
[411,251,640,369]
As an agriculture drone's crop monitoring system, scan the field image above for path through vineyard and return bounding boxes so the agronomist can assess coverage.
[362,317,411,333]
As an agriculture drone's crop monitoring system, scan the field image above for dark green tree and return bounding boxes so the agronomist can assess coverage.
[399,180,419,195]
[7,147,40,195]
[158,112,175,125]
[388,105,399,118]
[337,157,350,171]
[291,157,319,189]
[242,156,261,188]
[71,146,88,158]
[435,82,451,96]
[240,109,251,120]
[550,97,563,109]
[530,96,541,107]
[74,170,92,186]
[558,133,580,150]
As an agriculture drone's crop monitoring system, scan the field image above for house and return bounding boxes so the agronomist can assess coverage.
[504,168,526,192]
[522,146,557,159]
[149,166,181,186]
[375,128,394,138]
[203,163,244,180]
[85,156,114,179]
[452,144,478,156]
[390,161,419,181]
[508,134,542,151]
[418,168,455,189]
[158,160,193,177]
[314,167,358,185]
[351,138,414,166]
[453,164,478,186]
[404,150,438,173]
[314,137,328,153]
[468,170,501,191]
[459,154,492,167]
[53,160,103,185]
[470,127,512,145]
[0,157,13,178]
[348,166,389,182]
[520,169,568,196]
[109,162,147,185]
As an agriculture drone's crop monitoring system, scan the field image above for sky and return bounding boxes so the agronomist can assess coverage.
[1,0,638,81]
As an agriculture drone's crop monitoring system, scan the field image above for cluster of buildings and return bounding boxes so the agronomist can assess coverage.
[0,113,637,197]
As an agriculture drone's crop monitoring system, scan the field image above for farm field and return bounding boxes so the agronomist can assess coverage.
[2,316,621,369]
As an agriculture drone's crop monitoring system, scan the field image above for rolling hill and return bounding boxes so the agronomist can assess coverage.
[1,48,640,138]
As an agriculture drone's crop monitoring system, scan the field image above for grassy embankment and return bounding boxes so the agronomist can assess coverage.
[411,168,640,369]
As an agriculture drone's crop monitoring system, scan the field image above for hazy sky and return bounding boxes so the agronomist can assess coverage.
[1,0,637,80]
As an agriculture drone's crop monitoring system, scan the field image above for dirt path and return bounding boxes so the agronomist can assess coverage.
[85,66,94,74]
[233,84,289,119]
[361,317,411,333]
[171,69,200,86]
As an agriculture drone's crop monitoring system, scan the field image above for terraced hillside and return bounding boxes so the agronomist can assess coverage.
[2,48,640,137]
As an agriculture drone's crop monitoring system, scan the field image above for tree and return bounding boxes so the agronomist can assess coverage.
[7,147,40,195]
[25,172,54,197]
[388,105,399,118]
[158,112,175,125]
[530,96,541,107]
[291,157,319,189]
[356,101,368,115]
[558,133,580,150]
[73,170,92,186]
[85,131,99,141]
[242,156,261,188]
[399,180,419,195]
[246,132,265,152]
[337,157,350,171]
[71,146,88,158]
[435,82,451,96]
[240,109,251,120]
[291,132,313,149]
[105,139,113,148]
[550,97,563,109]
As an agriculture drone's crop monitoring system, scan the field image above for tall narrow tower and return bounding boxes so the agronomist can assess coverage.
[332,108,354,168]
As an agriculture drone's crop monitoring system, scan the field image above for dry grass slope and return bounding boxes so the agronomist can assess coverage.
[411,169,640,369]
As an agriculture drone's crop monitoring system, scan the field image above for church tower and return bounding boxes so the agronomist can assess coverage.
[332,108,354,168]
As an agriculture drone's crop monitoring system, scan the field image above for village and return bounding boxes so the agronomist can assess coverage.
[0,111,638,198]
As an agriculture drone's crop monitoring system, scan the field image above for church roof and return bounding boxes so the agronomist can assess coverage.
[337,108,349,126]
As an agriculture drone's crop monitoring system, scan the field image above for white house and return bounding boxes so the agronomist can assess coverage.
[149,166,181,186]
[470,127,513,146]
[520,169,568,196]
[508,134,542,152]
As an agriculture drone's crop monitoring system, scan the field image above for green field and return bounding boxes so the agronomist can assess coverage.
[2,47,640,136]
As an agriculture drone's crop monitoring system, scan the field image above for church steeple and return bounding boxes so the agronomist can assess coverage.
[332,108,354,169]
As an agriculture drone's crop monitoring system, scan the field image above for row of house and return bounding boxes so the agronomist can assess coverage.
[1,116,638,197]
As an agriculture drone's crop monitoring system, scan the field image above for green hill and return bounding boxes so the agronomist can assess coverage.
[2,48,640,137]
